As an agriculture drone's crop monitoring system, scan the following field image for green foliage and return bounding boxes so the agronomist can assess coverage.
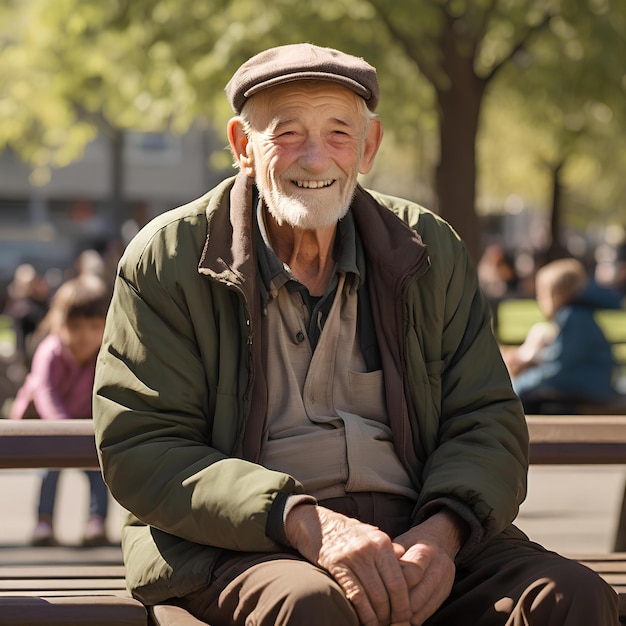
[0,0,624,231]
[480,0,626,226]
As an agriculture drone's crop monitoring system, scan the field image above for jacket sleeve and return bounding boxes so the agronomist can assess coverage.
[93,219,304,553]
[408,217,529,556]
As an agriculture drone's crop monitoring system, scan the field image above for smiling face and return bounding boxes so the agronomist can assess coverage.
[229,81,382,231]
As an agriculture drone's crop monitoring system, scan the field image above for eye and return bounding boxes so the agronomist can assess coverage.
[329,129,353,143]
[272,130,303,147]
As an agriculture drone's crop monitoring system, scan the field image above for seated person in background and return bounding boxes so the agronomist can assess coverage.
[93,44,618,625]
[505,257,623,413]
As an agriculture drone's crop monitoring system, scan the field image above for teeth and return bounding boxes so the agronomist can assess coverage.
[295,180,333,189]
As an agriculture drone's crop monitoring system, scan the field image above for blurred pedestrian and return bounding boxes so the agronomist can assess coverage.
[504,257,624,413]
[477,242,517,300]
[2,264,50,368]
[73,249,108,281]
[10,274,112,546]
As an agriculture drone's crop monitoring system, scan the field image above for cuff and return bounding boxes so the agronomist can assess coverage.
[266,493,317,548]
[412,497,485,563]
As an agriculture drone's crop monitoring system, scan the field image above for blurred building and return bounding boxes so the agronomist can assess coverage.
[0,125,229,292]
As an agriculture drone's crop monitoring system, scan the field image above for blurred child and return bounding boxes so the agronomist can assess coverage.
[10,274,111,546]
[504,257,623,413]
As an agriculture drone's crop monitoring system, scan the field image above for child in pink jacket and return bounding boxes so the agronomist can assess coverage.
[11,274,111,546]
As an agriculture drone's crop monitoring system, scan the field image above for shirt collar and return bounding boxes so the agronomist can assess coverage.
[255,190,364,307]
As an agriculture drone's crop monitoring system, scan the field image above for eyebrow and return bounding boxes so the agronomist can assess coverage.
[268,115,356,132]
[331,116,355,128]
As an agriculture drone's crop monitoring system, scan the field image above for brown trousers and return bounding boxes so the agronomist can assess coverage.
[173,495,619,625]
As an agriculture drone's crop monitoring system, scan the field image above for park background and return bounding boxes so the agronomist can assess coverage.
[0,0,625,553]
[0,0,625,284]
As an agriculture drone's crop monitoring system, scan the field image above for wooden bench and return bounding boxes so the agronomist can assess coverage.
[527,414,626,554]
[0,419,208,625]
[0,419,150,624]
[0,563,207,626]
[512,414,626,620]
[0,564,147,626]
[2,417,626,622]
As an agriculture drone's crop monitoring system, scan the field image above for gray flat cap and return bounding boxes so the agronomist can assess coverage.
[225,43,379,113]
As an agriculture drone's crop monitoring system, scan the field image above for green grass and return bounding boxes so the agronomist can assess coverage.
[495,299,544,345]
[495,299,626,370]
[0,314,15,349]
[496,299,626,343]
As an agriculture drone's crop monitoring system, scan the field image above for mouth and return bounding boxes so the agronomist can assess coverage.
[293,179,335,189]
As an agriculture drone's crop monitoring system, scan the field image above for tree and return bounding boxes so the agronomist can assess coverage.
[479,0,626,259]
[1,0,624,260]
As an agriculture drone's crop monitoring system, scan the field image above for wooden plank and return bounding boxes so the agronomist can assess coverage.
[3,415,626,468]
[150,604,211,626]
[0,589,132,598]
[578,563,626,573]
[0,565,126,579]
[526,415,626,443]
[527,415,626,464]
[0,419,99,469]
[529,442,626,465]
[0,596,147,626]
[570,553,626,561]
[594,573,626,585]
[1,579,127,591]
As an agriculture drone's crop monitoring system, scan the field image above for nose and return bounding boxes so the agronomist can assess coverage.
[299,133,330,172]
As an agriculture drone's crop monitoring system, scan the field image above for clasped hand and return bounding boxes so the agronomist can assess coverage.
[285,505,459,626]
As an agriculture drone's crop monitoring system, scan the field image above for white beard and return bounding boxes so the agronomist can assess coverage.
[262,187,353,230]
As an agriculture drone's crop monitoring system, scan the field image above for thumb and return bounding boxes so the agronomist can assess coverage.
[392,541,406,558]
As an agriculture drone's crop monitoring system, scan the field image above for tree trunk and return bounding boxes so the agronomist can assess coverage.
[434,17,487,264]
[109,128,125,242]
[546,159,567,262]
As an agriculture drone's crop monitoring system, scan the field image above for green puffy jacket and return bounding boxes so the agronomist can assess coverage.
[93,172,528,604]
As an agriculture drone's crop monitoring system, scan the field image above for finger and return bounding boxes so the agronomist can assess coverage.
[406,560,455,625]
[356,564,395,625]
[333,568,380,626]
[373,547,412,624]
[401,560,424,587]
[392,541,407,558]
[334,555,407,626]
[332,529,411,624]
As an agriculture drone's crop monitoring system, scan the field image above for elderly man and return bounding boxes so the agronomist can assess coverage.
[93,44,618,625]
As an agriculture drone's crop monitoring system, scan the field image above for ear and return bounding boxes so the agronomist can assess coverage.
[227,117,255,177]
[358,118,383,175]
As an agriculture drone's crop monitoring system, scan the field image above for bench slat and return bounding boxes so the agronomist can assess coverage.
[0,565,126,579]
[150,604,211,626]
[526,415,626,464]
[526,415,626,443]
[0,589,131,597]
[2,579,128,591]
[0,596,147,626]
[581,563,626,573]
[0,419,99,469]
[3,416,626,467]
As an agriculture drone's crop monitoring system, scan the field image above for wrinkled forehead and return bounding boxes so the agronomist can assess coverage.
[242,80,367,130]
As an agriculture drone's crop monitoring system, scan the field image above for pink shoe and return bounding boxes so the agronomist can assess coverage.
[32,521,56,547]
[82,516,109,547]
